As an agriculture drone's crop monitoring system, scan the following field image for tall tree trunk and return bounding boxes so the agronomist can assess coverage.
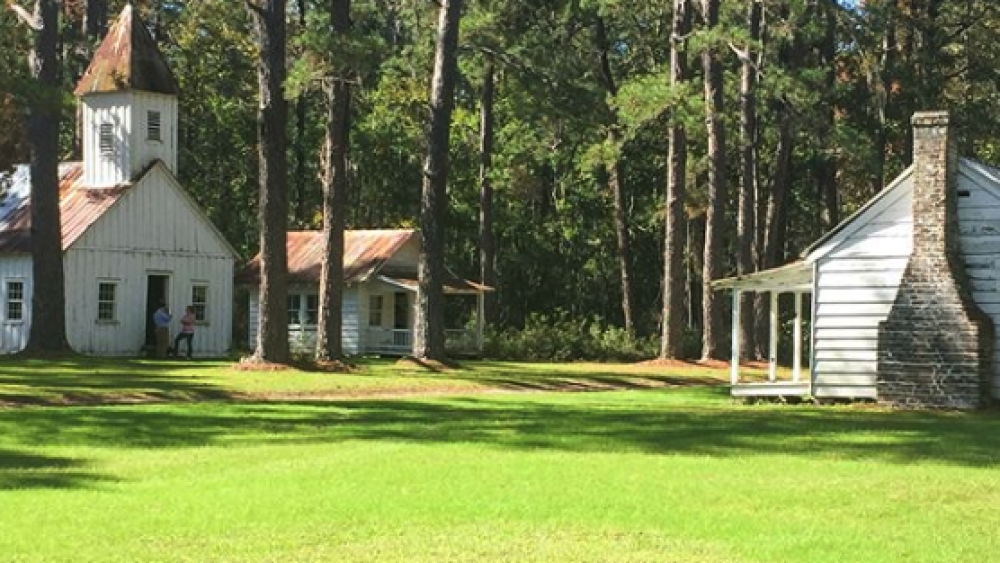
[316,0,351,361]
[84,0,107,42]
[816,0,838,232]
[248,0,290,364]
[736,0,761,362]
[479,56,497,325]
[595,16,635,333]
[687,213,705,332]
[872,0,897,196]
[414,0,463,361]
[661,0,691,358]
[700,0,728,361]
[762,111,794,273]
[293,0,309,225]
[24,0,70,354]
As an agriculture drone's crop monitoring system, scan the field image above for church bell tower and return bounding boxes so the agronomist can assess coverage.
[74,4,179,188]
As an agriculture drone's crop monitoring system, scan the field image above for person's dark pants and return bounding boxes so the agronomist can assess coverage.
[173,333,194,359]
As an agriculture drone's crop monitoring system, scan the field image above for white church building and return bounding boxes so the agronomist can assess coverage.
[0,5,237,356]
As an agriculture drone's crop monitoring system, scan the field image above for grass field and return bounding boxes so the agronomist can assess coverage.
[2,359,999,562]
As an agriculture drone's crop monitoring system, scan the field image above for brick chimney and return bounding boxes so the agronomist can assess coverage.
[876,111,994,409]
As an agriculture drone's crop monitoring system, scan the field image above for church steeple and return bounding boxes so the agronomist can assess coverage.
[75,5,179,188]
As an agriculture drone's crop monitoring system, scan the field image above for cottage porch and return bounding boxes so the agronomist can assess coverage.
[290,326,482,356]
[712,261,815,398]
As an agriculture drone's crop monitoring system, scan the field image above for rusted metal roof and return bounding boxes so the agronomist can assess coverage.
[377,275,493,295]
[237,229,417,284]
[0,162,131,254]
[74,4,179,96]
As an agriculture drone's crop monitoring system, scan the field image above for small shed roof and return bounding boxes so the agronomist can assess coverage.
[711,261,813,293]
[0,162,132,254]
[237,229,489,294]
[74,4,179,96]
[238,229,416,284]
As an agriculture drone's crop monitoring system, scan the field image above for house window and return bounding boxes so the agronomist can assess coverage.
[305,294,319,326]
[369,295,383,327]
[147,110,162,142]
[287,294,302,326]
[97,281,118,322]
[6,280,24,322]
[191,283,208,322]
[99,123,115,156]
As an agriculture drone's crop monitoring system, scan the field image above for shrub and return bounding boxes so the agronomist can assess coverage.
[483,312,658,362]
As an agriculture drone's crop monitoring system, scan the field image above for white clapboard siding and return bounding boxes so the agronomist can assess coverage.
[803,160,1000,400]
[246,284,365,355]
[813,360,878,374]
[815,302,895,317]
[81,92,131,188]
[814,386,878,399]
[0,257,34,354]
[814,315,889,328]
[816,288,901,304]
[814,374,878,386]
[847,220,912,241]
[247,292,259,348]
[958,169,1000,399]
[815,328,880,341]
[74,165,232,259]
[808,180,913,399]
[130,91,178,174]
[816,270,904,289]
[814,349,879,362]
[64,248,233,356]
[818,257,910,273]
[342,287,360,354]
[61,163,236,357]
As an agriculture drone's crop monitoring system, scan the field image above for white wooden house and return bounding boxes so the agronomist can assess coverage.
[238,229,488,356]
[715,112,999,408]
[0,6,237,356]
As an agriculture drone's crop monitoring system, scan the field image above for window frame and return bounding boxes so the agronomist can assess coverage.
[96,279,119,323]
[147,110,162,142]
[368,295,384,327]
[305,294,319,327]
[99,122,115,157]
[5,279,25,324]
[191,282,209,324]
[287,294,303,327]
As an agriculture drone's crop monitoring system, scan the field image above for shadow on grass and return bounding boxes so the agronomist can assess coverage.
[2,388,1000,492]
[405,360,727,393]
[0,448,115,490]
[0,357,237,406]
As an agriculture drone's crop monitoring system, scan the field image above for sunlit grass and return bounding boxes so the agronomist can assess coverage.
[0,356,733,406]
[1,384,1000,561]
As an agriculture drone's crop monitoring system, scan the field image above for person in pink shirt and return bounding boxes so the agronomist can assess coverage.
[172,305,196,360]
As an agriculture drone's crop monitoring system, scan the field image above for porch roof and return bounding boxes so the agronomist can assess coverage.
[711,260,813,293]
[377,275,491,295]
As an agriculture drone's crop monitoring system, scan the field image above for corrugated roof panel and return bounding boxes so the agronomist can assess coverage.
[237,229,417,284]
[0,162,131,254]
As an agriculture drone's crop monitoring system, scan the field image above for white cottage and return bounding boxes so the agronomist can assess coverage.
[716,111,999,409]
[0,6,237,356]
[238,229,488,356]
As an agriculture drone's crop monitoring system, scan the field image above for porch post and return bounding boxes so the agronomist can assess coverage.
[793,291,803,383]
[476,291,485,352]
[769,291,779,382]
[731,289,740,386]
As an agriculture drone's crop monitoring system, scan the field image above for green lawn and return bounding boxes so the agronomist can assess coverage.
[1,360,999,562]
[0,357,728,406]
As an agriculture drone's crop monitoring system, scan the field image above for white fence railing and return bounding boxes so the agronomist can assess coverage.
[287,326,480,356]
